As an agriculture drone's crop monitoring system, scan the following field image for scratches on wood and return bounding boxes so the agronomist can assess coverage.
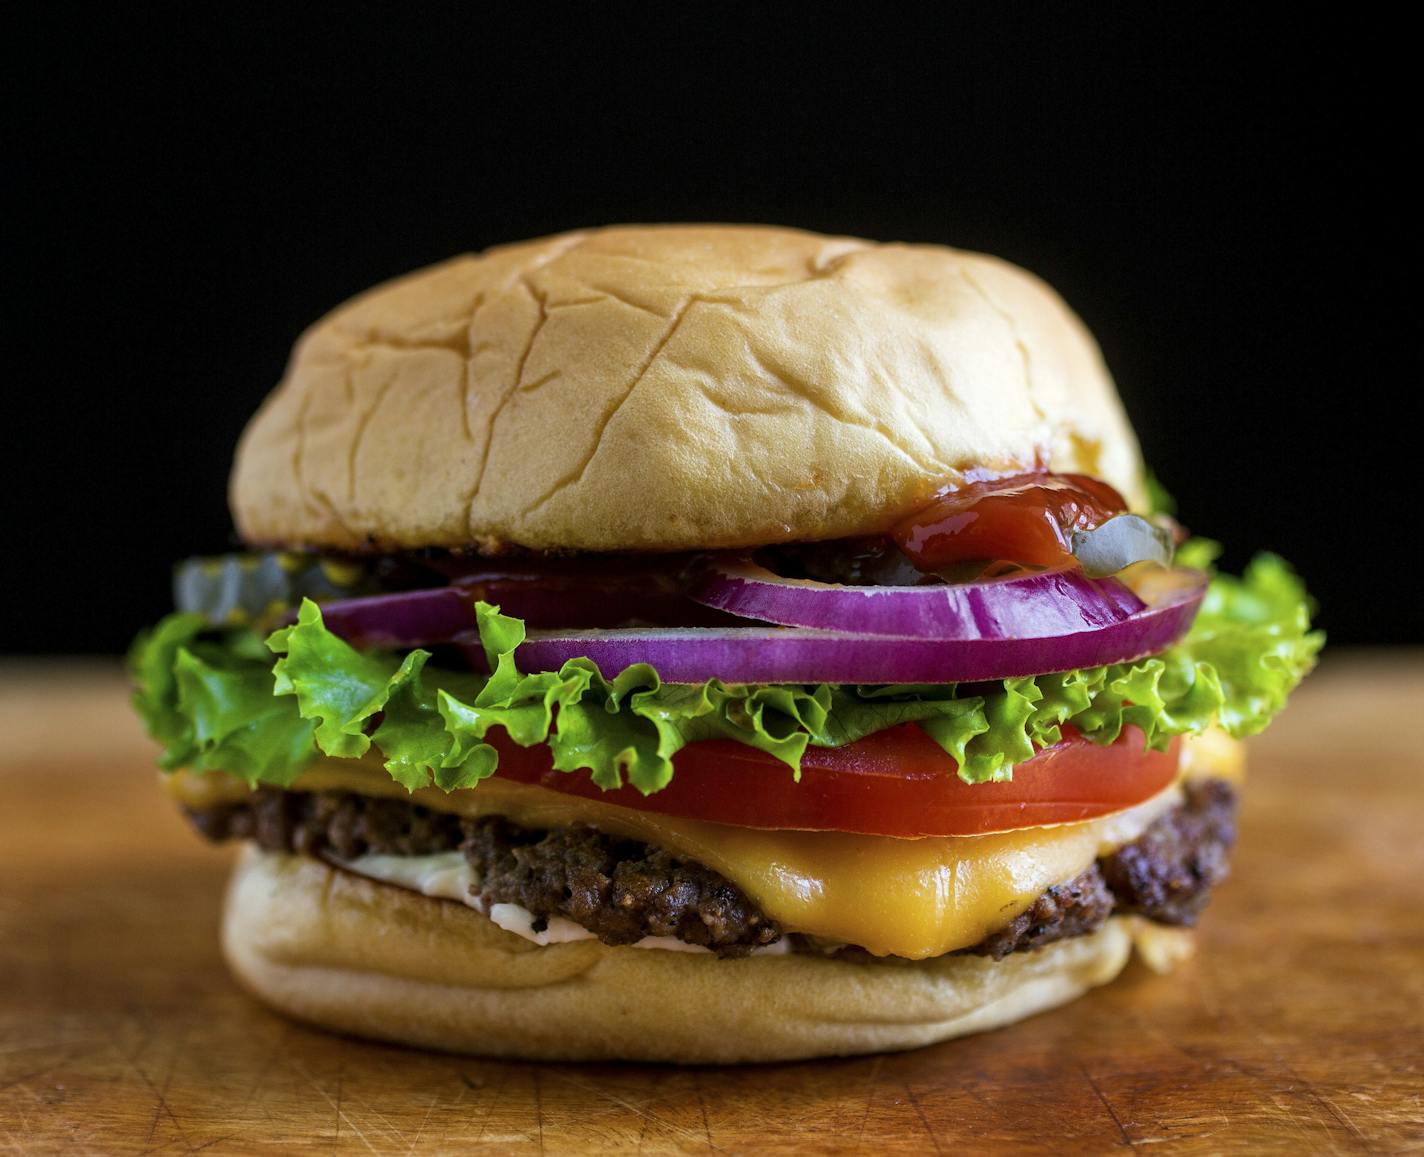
[1266,1043,1376,1149]
[692,1068,714,1153]
[546,1069,726,1154]
[98,1018,195,1154]
[902,1082,946,1156]
[855,1055,884,1146]
[287,1056,379,1155]
[1078,1062,1137,1149]
[404,1091,441,1154]
[0,1057,73,1093]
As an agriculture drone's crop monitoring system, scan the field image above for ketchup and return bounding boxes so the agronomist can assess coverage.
[892,472,1127,572]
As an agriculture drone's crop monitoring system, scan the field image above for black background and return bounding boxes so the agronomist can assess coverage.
[8,7,1410,653]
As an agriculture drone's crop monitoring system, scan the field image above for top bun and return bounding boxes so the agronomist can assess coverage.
[231,225,1144,553]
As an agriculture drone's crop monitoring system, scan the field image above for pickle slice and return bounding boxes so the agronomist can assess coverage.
[173,552,373,629]
[1069,515,1175,578]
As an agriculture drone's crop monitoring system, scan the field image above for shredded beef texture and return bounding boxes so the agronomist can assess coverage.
[962,778,1238,959]
[461,818,781,956]
[186,791,463,859]
[1099,778,1237,924]
[184,779,1236,960]
[965,868,1116,961]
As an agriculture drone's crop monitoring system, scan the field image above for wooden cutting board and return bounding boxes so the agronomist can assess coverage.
[1,654,1420,1154]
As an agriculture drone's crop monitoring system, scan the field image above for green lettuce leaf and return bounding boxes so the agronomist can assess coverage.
[130,553,1320,793]
[129,612,317,785]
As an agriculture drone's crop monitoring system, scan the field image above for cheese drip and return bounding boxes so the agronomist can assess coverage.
[163,738,1241,960]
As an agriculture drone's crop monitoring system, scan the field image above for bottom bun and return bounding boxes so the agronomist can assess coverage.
[223,847,1192,1063]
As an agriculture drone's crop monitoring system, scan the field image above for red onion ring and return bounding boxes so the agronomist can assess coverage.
[313,576,735,648]
[306,587,480,649]
[458,570,1207,684]
[690,557,1146,638]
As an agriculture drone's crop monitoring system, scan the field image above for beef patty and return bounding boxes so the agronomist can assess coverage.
[186,779,1235,959]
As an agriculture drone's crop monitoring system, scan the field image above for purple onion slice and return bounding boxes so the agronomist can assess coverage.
[312,575,735,649]
[461,569,1207,684]
[691,557,1147,639]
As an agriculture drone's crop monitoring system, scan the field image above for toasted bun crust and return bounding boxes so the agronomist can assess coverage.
[231,225,1145,553]
[223,848,1190,1063]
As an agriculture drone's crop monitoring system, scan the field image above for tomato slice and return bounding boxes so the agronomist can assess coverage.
[486,723,1179,837]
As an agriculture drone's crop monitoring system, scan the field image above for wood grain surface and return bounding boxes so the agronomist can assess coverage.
[1,654,1421,1154]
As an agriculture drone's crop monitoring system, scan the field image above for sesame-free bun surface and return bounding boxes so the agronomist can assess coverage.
[223,848,1190,1063]
[231,225,1145,553]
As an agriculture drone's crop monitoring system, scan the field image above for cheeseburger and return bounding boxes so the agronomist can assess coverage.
[131,225,1318,1062]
